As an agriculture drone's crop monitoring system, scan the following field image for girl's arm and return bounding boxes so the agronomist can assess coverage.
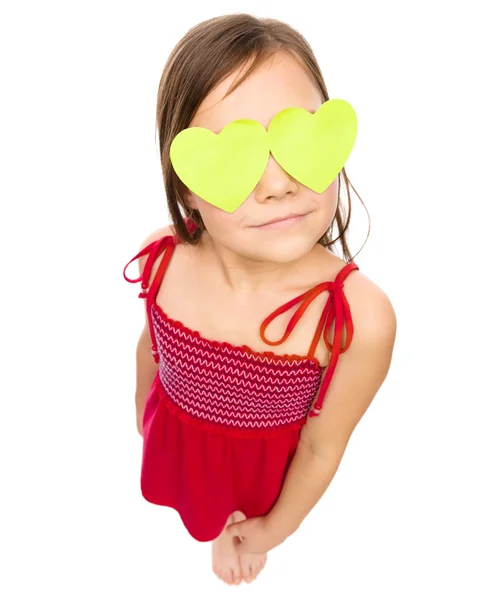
[135,330,159,436]
[132,226,173,435]
[265,288,397,540]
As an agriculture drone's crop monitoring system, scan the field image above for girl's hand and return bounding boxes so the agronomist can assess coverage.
[225,515,287,555]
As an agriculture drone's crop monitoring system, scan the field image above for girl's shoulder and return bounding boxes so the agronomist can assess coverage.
[336,259,396,346]
[137,224,176,281]
[310,246,395,348]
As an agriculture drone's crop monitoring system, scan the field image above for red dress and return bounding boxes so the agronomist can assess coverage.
[123,219,359,542]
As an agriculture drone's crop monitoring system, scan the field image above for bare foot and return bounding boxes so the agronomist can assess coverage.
[231,510,268,584]
[211,510,267,585]
[211,512,243,585]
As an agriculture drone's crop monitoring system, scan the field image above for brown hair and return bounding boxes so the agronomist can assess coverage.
[155,13,369,263]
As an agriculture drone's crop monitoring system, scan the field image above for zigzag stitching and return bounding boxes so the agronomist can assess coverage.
[169,396,299,428]
[157,373,315,420]
[152,315,315,368]
[158,361,320,402]
[155,333,319,380]
[155,335,315,377]
[155,334,320,387]
[161,365,319,397]
[160,383,310,417]
[151,317,323,424]
[170,355,316,382]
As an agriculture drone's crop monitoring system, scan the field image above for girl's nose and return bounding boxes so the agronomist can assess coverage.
[255,155,298,201]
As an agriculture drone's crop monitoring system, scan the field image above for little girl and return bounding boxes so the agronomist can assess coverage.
[123,13,396,587]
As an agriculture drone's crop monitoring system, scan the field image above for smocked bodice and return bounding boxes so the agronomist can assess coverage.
[123,220,359,423]
[151,301,324,430]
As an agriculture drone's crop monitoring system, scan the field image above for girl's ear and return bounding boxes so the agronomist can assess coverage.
[184,189,199,211]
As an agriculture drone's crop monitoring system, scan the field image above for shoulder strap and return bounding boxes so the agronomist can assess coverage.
[334,261,359,286]
[123,218,198,361]
[123,236,174,297]
[122,217,197,293]
[123,234,177,362]
[258,261,360,419]
[307,261,359,418]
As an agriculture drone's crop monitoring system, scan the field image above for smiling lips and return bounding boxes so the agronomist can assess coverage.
[253,212,308,229]
[257,212,307,226]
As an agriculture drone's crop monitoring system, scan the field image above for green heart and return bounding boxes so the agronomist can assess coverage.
[170,119,270,213]
[268,99,358,193]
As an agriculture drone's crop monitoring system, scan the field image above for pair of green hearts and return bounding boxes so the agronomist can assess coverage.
[170,98,358,213]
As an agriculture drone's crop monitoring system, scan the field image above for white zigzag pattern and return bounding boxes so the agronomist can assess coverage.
[154,321,320,387]
[162,391,311,424]
[152,309,316,368]
[159,345,318,396]
[154,320,319,379]
[163,375,317,414]
[158,358,318,406]
[152,313,322,427]
[158,374,314,419]
[167,395,304,429]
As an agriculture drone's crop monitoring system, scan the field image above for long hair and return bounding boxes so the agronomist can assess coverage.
[155,13,369,262]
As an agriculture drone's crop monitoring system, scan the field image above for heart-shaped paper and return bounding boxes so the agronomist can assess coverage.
[268,99,357,193]
[170,119,270,213]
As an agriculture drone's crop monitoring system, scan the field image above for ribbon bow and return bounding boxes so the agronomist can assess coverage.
[259,277,355,418]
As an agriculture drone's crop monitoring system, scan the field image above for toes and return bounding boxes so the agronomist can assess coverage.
[237,551,268,584]
[232,565,242,585]
[213,567,231,585]
[213,565,235,586]
[241,564,253,583]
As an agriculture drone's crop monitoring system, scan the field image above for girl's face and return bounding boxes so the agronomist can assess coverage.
[185,50,338,264]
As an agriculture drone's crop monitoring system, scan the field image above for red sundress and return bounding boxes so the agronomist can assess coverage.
[123,219,359,542]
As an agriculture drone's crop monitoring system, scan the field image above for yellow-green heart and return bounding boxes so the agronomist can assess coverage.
[268,99,358,194]
[170,119,270,213]
[169,99,358,213]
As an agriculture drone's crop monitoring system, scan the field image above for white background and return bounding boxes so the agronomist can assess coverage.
[1,0,494,598]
